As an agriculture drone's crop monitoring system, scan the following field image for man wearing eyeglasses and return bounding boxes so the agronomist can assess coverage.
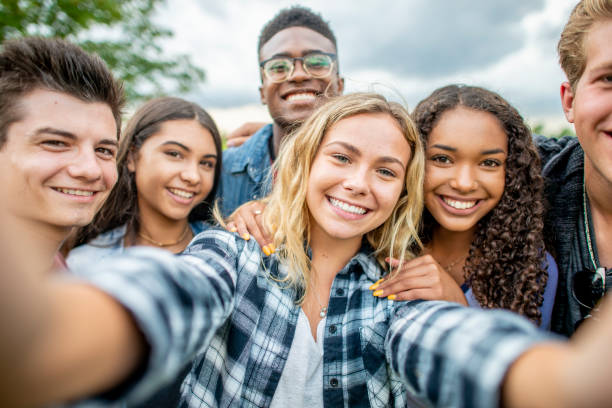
[219,6,344,218]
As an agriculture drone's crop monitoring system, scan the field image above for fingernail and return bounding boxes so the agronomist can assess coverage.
[369,278,384,290]
[373,289,383,297]
[387,294,397,300]
[230,226,238,232]
[241,233,250,241]
[262,245,271,256]
[268,243,276,253]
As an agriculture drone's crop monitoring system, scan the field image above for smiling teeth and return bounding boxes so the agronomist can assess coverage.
[286,92,316,102]
[329,197,366,215]
[56,188,94,197]
[169,188,194,199]
[443,197,477,209]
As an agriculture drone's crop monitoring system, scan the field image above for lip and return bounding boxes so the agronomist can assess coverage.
[437,194,483,215]
[51,187,100,202]
[166,187,198,205]
[326,195,370,220]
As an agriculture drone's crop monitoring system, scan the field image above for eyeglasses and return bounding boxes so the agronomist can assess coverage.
[572,267,607,309]
[259,52,337,83]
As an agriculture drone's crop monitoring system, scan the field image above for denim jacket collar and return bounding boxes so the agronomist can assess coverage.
[228,124,273,183]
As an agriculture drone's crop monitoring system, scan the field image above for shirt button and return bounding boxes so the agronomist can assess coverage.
[335,288,344,296]
[252,194,258,199]
[330,378,339,387]
[329,325,337,334]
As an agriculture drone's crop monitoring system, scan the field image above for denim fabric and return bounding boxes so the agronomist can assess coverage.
[66,221,209,274]
[219,124,274,217]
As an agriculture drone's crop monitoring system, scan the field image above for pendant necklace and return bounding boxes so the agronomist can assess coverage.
[312,286,328,318]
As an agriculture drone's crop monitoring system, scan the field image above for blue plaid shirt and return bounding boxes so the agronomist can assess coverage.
[77,228,555,408]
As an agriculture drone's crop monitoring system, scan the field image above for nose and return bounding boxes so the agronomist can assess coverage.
[341,167,369,195]
[449,164,478,192]
[180,161,201,185]
[288,59,309,82]
[67,149,103,181]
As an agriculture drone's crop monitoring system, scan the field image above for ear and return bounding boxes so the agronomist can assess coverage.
[259,86,266,105]
[126,150,136,172]
[560,81,575,123]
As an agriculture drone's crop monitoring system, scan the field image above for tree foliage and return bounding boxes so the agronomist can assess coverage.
[0,0,205,103]
[531,123,575,139]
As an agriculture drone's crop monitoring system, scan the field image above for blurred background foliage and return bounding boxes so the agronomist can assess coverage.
[531,123,575,139]
[0,0,205,103]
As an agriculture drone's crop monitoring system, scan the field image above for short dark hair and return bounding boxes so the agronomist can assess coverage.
[0,36,124,147]
[257,6,337,59]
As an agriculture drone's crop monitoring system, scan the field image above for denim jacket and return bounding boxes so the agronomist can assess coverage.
[219,124,273,217]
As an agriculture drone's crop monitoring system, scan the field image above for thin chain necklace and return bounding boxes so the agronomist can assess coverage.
[583,173,598,270]
[138,224,190,247]
[441,254,465,272]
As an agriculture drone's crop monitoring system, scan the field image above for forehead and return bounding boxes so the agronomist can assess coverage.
[583,20,612,69]
[429,107,507,149]
[260,26,336,61]
[143,119,216,151]
[7,88,117,145]
[323,113,411,161]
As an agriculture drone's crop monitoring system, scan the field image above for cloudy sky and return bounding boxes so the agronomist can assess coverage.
[158,0,578,133]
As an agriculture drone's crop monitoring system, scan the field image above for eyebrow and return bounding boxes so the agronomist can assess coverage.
[268,49,327,59]
[162,141,217,159]
[35,127,118,147]
[325,141,406,169]
[430,144,505,155]
[161,141,191,151]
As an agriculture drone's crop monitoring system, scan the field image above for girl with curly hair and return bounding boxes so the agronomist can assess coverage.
[370,85,558,328]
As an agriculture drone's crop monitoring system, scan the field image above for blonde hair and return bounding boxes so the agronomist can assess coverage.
[558,0,612,89]
[262,93,424,296]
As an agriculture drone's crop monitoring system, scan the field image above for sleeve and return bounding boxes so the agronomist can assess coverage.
[385,300,559,408]
[73,229,239,406]
[539,252,559,330]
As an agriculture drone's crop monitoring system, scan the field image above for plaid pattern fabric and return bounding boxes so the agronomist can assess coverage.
[386,300,557,408]
[76,228,559,408]
[180,230,406,407]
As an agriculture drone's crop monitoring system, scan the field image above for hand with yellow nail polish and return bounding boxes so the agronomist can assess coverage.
[225,201,272,250]
[372,255,467,305]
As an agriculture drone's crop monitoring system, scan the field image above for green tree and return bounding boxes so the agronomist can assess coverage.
[531,123,575,139]
[0,0,205,103]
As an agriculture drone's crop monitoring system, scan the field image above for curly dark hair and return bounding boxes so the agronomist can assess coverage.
[258,6,337,59]
[68,97,223,250]
[412,84,548,325]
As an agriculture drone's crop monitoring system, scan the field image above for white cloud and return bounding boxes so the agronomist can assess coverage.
[155,0,578,132]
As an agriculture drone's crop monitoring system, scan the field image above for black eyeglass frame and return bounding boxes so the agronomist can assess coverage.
[259,52,337,83]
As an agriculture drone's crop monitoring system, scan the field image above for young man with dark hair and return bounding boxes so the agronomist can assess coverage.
[536,0,612,336]
[0,36,123,271]
[219,6,344,217]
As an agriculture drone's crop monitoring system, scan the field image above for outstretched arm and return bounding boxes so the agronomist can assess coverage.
[387,296,612,408]
[0,229,237,407]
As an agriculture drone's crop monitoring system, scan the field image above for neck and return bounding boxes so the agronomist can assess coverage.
[584,162,612,268]
[131,204,191,251]
[272,123,288,158]
[428,226,475,283]
[309,232,362,285]
[585,159,612,215]
[17,217,69,273]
